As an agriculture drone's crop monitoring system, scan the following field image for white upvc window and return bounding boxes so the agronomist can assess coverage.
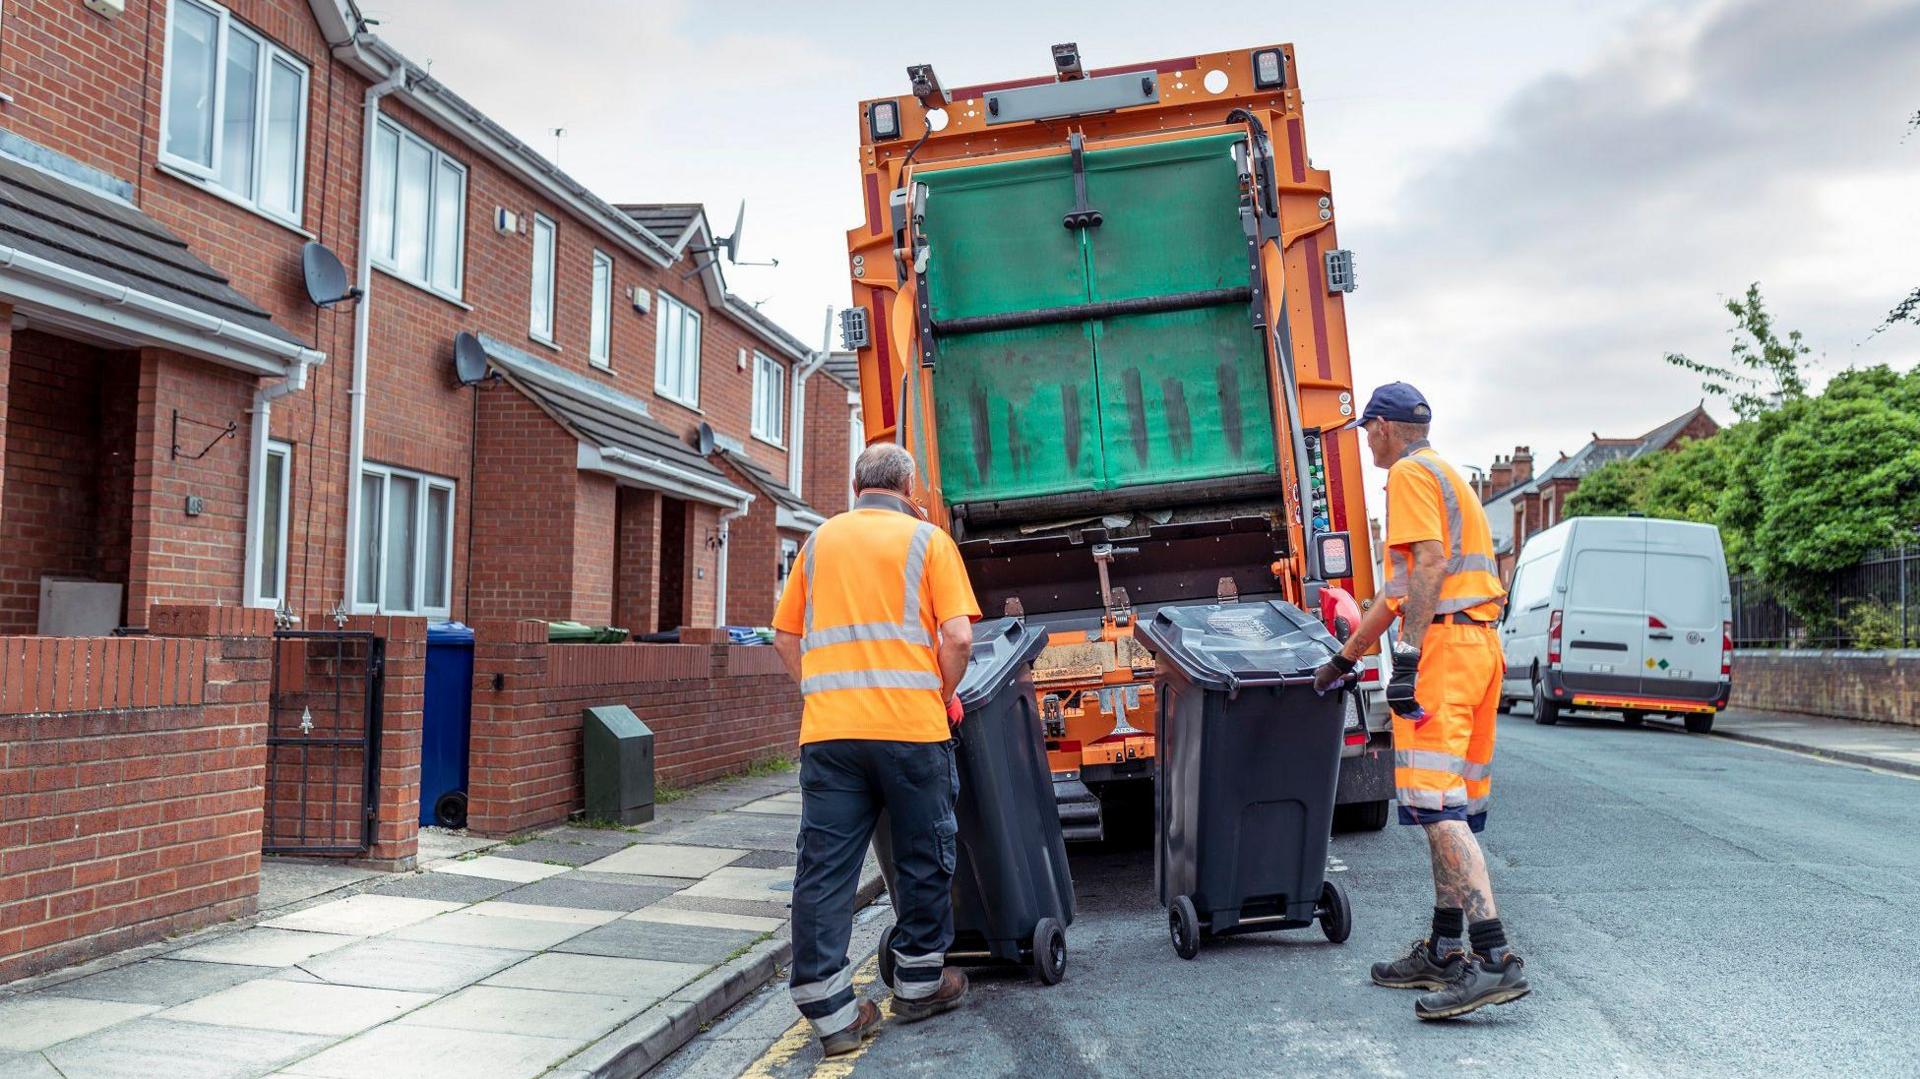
[355,464,455,617]
[589,250,614,368]
[777,538,799,603]
[369,118,467,299]
[247,439,292,608]
[654,292,701,408]
[530,213,557,343]
[160,0,309,223]
[751,351,785,446]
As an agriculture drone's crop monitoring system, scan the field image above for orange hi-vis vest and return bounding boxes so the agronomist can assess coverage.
[1381,443,1506,621]
[772,494,981,745]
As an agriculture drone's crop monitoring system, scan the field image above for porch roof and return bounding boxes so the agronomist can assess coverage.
[0,145,317,375]
[475,333,751,511]
[714,448,824,531]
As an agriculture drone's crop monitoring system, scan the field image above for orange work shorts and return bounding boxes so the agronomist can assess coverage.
[1392,622,1503,833]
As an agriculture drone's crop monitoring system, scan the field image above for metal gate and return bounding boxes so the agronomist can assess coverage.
[264,630,385,856]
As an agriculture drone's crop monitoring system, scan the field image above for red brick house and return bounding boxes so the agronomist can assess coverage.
[0,0,834,981]
[1475,404,1719,580]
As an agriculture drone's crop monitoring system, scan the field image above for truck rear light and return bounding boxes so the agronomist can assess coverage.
[1547,609,1563,667]
[1721,620,1733,678]
[868,100,902,141]
[1251,48,1287,89]
[1314,532,1352,579]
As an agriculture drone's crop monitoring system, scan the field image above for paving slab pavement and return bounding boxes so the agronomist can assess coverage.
[1670,706,1920,775]
[0,764,882,1078]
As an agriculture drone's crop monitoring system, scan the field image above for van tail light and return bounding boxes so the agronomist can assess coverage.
[1547,609,1563,667]
[1721,620,1733,678]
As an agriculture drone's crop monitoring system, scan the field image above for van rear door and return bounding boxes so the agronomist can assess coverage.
[1641,525,1726,704]
[1561,518,1648,696]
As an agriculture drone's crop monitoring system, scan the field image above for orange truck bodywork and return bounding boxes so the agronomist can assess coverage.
[843,44,1387,834]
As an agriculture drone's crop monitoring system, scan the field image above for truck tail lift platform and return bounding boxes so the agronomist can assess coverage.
[844,42,1393,840]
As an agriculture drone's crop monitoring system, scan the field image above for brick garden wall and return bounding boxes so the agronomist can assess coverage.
[0,605,273,985]
[1731,650,1919,728]
[465,622,800,836]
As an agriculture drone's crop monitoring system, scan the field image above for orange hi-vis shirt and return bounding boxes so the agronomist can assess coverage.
[772,503,982,745]
[1381,443,1506,622]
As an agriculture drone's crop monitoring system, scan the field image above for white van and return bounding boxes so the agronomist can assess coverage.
[1497,517,1732,732]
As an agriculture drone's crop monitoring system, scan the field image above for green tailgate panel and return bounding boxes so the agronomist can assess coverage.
[921,134,1275,505]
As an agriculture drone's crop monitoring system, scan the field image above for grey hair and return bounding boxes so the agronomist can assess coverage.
[1387,420,1431,442]
[854,443,916,495]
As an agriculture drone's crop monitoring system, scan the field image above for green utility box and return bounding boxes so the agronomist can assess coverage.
[583,705,654,825]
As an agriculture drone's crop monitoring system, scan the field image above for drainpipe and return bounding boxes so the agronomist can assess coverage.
[711,498,754,627]
[786,306,834,497]
[342,65,409,612]
[242,355,314,615]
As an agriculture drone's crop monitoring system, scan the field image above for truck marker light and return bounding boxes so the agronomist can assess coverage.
[1251,48,1286,89]
[868,100,901,141]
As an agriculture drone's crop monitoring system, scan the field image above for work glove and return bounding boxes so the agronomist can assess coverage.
[1312,653,1357,695]
[1386,642,1429,725]
[946,694,965,727]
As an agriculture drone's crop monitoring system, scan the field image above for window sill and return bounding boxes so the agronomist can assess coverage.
[655,391,702,414]
[751,432,787,451]
[588,358,614,374]
[373,265,475,311]
[529,333,561,353]
[156,162,315,240]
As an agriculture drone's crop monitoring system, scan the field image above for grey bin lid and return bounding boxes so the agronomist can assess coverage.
[1135,600,1340,693]
[955,617,1048,709]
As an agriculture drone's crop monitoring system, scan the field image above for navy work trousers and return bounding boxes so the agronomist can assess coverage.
[789,738,958,1035]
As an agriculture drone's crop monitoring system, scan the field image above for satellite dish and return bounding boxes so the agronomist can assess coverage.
[692,421,717,456]
[716,201,745,262]
[452,332,491,386]
[301,242,361,307]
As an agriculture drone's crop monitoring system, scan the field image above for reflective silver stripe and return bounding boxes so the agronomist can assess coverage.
[1462,761,1492,781]
[801,536,818,636]
[1436,595,1504,615]
[899,523,935,625]
[1451,553,1501,574]
[1389,453,1500,605]
[1395,785,1470,810]
[791,963,856,1005]
[1384,549,1411,598]
[1394,749,1467,775]
[801,669,942,694]
[1467,796,1490,816]
[806,998,860,1036]
[892,950,945,969]
[1406,454,1467,566]
[803,621,932,650]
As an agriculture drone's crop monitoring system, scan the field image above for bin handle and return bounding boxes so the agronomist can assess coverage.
[1222,671,1317,698]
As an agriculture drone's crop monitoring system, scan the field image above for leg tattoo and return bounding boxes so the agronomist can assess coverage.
[1424,821,1497,923]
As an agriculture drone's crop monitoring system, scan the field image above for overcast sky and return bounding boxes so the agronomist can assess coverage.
[374,0,1920,486]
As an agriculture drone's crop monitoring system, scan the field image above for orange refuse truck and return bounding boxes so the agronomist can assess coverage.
[840,42,1392,839]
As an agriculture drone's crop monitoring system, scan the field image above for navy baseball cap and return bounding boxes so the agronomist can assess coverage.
[1337,382,1431,430]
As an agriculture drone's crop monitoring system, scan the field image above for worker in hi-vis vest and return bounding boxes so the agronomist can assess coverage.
[772,443,981,1055]
[1312,382,1533,1020]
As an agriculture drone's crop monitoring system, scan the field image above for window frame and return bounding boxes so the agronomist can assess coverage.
[529,213,557,344]
[246,439,293,609]
[369,117,468,302]
[653,291,702,409]
[354,462,456,618]
[589,249,614,369]
[750,351,786,446]
[159,0,310,225]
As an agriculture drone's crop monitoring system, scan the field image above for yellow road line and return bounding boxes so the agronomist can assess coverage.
[742,953,886,1079]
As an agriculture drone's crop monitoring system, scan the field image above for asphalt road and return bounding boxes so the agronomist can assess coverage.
[656,712,1920,1078]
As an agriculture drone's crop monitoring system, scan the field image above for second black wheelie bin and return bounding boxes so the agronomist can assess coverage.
[1136,598,1355,959]
[875,617,1075,986]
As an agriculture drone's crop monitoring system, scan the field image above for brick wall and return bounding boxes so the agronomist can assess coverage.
[804,376,857,519]
[1731,650,1919,728]
[714,458,777,628]
[0,604,273,985]
[466,622,800,836]
[614,488,662,636]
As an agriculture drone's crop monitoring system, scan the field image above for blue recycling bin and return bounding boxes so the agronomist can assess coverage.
[420,621,475,829]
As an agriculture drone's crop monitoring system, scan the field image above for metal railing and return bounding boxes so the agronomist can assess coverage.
[1731,546,1920,649]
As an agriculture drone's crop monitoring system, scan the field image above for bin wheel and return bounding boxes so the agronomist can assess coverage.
[433,791,468,830]
[1032,918,1066,985]
[1318,879,1352,944]
[877,924,898,990]
[1169,895,1201,960]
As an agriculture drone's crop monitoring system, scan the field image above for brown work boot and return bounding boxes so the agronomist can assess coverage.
[819,999,881,1056]
[887,968,968,1023]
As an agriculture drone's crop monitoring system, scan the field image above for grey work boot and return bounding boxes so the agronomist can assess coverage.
[1413,951,1532,1020]
[888,968,968,1023]
[1371,939,1456,991]
[819,999,881,1056]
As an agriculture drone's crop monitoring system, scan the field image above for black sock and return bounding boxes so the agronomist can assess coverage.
[1469,918,1508,958]
[1431,907,1464,942]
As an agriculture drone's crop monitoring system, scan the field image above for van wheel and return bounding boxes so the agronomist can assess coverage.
[1531,677,1560,726]
[1622,712,1645,728]
[1496,696,1512,715]
[1684,714,1715,734]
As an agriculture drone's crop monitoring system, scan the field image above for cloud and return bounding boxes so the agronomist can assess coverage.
[1347,0,1920,478]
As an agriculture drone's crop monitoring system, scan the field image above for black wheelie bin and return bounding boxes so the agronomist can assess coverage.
[1136,598,1355,959]
[875,617,1075,986]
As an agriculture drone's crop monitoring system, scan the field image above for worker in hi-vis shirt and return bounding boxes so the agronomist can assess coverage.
[773,443,981,1055]
[1313,382,1532,1021]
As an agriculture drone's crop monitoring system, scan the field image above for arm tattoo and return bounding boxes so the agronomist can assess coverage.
[1399,540,1446,649]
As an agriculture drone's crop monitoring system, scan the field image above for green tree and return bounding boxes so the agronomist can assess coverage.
[1562,454,1658,518]
[1665,283,1811,421]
